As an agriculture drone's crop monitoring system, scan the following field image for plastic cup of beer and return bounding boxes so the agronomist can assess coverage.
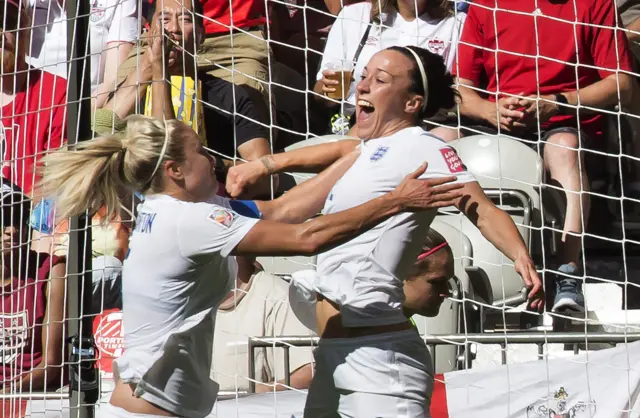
[325,60,354,101]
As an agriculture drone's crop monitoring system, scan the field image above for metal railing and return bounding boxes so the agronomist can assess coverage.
[66,0,95,415]
[0,392,70,400]
[4,333,639,399]
[247,332,640,393]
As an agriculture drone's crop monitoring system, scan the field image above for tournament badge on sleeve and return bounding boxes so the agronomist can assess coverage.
[208,208,235,228]
[330,113,351,135]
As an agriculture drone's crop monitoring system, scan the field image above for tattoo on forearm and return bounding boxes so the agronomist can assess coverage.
[260,156,277,175]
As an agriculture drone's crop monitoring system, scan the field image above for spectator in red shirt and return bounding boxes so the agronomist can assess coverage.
[0,0,66,195]
[449,0,635,313]
[0,179,66,393]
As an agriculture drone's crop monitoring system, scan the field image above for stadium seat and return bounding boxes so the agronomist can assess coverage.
[440,135,558,307]
[448,134,544,243]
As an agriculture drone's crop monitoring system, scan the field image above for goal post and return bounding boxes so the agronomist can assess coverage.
[65,0,97,416]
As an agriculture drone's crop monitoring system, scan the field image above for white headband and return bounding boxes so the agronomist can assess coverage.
[148,120,170,184]
[403,47,428,112]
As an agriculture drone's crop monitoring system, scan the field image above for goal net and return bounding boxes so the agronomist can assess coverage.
[1,0,640,416]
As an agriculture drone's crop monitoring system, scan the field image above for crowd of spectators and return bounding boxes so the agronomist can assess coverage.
[0,0,639,397]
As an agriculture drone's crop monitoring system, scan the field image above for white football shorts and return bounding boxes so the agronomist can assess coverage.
[304,329,433,418]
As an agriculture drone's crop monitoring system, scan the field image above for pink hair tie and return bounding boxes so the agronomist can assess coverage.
[416,242,449,261]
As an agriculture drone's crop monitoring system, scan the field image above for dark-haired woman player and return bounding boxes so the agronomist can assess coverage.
[227,46,544,417]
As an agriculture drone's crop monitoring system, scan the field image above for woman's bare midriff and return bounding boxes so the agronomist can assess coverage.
[315,294,412,339]
[110,379,174,416]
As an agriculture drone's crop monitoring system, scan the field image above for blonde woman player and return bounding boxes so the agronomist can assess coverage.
[227,46,544,417]
[37,115,463,418]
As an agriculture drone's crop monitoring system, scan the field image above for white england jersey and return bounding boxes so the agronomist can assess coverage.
[316,127,475,327]
[113,194,258,418]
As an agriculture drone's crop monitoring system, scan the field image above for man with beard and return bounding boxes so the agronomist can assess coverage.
[0,0,66,194]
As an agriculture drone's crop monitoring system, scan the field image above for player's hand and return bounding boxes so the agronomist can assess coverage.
[392,162,465,212]
[514,253,545,312]
[226,158,272,198]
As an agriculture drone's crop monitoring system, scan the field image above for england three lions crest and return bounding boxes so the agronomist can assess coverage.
[527,387,596,418]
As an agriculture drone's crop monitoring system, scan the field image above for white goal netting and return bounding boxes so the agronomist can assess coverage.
[1,0,640,416]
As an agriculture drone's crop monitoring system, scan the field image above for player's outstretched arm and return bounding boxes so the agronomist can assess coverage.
[454,181,544,311]
[226,139,360,198]
[234,163,463,257]
[257,150,359,223]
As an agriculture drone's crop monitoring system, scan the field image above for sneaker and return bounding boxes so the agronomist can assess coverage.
[551,264,585,313]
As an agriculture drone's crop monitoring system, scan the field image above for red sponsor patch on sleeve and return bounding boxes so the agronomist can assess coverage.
[439,147,465,173]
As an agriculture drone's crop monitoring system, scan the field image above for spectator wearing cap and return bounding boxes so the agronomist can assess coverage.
[103,0,301,198]
[447,0,635,313]
[0,0,66,195]
[212,257,314,393]
[0,179,66,393]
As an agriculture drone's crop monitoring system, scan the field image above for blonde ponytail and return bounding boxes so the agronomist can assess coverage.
[37,115,187,223]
